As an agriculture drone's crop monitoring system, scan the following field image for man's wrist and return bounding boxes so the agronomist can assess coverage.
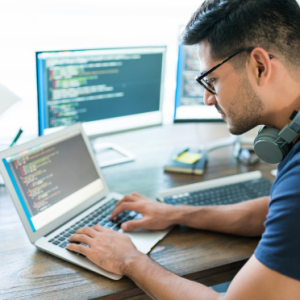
[119,252,149,277]
[165,204,184,226]
[170,204,207,228]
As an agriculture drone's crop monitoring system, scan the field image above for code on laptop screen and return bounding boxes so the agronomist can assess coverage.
[3,131,104,231]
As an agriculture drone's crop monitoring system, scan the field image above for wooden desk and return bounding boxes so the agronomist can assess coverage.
[0,124,275,300]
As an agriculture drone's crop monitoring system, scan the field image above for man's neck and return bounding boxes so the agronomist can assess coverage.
[258,59,300,131]
[262,92,300,131]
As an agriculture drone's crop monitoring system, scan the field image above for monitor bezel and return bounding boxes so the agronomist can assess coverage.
[36,46,167,137]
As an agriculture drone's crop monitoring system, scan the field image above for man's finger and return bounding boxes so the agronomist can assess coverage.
[69,233,93,246]
[75,226,97,238]
[92,224,107,232]
[121,219,146,231]
[114,194,138,208]
[110,202,142,220]
[66,242,90,256]
[131,192,144,198]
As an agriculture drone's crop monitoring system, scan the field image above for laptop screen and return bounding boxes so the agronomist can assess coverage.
[2,130,104,232]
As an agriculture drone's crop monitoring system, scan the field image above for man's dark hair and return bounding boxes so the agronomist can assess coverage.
[182,0,300,67]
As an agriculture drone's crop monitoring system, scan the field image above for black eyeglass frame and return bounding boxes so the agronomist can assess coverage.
[196,48,274,95]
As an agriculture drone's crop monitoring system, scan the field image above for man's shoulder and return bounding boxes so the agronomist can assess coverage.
[278,138,300,171]
[273,139,300,193]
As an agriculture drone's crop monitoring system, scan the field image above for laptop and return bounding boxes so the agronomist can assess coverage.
[0,123,170,280]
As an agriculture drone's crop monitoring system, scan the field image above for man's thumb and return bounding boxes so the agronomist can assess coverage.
[121,219,144,231]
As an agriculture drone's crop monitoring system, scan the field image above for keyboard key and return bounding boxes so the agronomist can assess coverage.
[52,240,60,245]
[129,211,137,217]
[59,241,68,248]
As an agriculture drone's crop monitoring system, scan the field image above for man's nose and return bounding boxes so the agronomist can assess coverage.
[203,89,217,106]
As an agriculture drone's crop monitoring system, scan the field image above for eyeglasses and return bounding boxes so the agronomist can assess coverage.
[195,48,274,95]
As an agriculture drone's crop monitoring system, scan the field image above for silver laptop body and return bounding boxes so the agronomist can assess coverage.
[0,123,169,280]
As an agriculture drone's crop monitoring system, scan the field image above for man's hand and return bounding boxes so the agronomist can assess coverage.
[66,225,144,275]
[110,192,177,231]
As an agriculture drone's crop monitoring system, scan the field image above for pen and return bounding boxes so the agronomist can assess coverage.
[176,148,189,157]
[156,197,163,203]
[10,128,23,147]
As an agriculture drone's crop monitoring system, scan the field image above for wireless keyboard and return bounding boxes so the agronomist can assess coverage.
[163,177,272,206]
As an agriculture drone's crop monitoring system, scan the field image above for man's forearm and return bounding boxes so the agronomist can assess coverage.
[121,253,223,300]
[170,196,270,236]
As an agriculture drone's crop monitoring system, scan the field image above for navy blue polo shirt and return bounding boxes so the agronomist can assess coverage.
[255,138,300,281]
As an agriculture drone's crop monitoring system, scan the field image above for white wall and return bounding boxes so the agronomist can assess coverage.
[0,0,203,142]
[3,0,298,142]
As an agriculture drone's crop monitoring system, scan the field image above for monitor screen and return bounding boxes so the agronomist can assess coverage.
[36,46,166,136]
[2,130,104,232]
[174,45,223,122]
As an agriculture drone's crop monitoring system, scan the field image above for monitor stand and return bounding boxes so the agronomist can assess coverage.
[205,134,257,164]
[91,140,135,168]
[205,134,254,153]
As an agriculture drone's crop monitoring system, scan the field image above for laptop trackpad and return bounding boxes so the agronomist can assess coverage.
[120,214,170,254]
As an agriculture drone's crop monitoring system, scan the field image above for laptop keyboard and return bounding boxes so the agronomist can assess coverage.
[47,178,272,256]
[163,177,272,206]
[48,198,138,256]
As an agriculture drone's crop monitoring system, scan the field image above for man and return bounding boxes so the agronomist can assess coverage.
[67,0,300,298]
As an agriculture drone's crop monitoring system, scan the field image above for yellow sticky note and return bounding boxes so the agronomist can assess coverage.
[174,152,202,164]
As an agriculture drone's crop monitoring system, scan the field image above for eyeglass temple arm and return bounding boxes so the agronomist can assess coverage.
[200,48,273,79]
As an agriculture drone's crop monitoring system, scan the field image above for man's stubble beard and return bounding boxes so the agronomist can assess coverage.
[225,74,264,135]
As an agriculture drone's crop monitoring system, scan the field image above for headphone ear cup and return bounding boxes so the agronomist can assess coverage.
[254,127,292,164]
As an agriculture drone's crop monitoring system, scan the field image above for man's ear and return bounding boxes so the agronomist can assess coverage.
[248,48,272,86]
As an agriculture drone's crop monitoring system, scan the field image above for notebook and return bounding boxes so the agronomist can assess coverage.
[163,147,207,175]
[0,123,170,280]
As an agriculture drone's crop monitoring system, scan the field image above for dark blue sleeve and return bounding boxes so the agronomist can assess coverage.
[254,152,300,281]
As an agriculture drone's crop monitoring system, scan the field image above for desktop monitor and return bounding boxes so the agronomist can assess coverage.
[36,46,166,137]
[174,45,223,123]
